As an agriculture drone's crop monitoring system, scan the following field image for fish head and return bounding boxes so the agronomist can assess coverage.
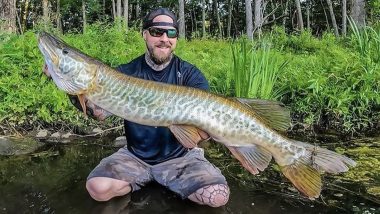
[38,31,98,95]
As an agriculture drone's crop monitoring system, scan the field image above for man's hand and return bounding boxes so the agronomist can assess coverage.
[68,94,112,121]
[85,99,113,121]
[43,63,51,77]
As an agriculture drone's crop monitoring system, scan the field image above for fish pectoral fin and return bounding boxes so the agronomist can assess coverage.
[169,125,210,149]
[227,145,272,175]
[280,158,322,200]
[234,98,291,132]
[77,94,87,118]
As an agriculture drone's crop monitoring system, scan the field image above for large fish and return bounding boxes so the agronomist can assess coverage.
[38,31,355,199]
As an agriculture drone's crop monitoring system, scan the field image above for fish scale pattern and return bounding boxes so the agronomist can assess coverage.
[85,65,299,163]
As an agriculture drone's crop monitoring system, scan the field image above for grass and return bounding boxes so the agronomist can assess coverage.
[230,39,287,100]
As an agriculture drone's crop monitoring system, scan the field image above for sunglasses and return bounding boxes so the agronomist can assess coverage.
[148,27,178,38]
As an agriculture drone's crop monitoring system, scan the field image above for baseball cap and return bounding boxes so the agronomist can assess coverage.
[142,8,178,30]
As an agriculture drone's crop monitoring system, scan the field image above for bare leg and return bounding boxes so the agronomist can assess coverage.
[86,177,132,201]
[187,184,230,207]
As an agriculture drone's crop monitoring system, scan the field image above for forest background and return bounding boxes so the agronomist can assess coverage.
[0,0,379,137]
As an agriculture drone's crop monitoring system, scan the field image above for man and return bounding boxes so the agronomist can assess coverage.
[78,8,230,207]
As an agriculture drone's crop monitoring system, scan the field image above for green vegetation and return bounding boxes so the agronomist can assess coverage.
[273,27,380,133]
[230,39,287,99]
[0,23,379,135]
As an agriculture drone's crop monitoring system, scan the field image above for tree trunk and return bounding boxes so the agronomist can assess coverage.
[342,0,347,36]
[56,0,62,33]
[254,0,262,35]
[103,0,105,17]
[282,0,289,29]
[16,8,22,33]
[202,0,206,38]
[213,0,222,38]
[117,0,122,18]
[270,0,275,21]
[29,1,37,28]
[350,0,365,28]
[326,0,339,37]
[42,0,49,29]
[0,0,17,34]
[194,7,197,33]
[82,0,86,33]
[320,0,330,30]
[245,0,253,39]
[227,0,233,38]
[136,1,140,20]
[294,0,304,31]
[306,0,310,30]
[190,8,194,33]
[21,0,30,33]
[178,0,185,38]
[116,0,122,29]
[112,0,116,20]
[123,0,128,31]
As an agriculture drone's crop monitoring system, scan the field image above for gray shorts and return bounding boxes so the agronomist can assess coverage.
[87,147,227,198]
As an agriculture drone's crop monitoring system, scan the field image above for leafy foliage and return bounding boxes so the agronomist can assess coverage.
[271,28,380,133]
[0,31,72,126]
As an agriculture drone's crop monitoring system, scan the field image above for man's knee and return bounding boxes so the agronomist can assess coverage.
[188,184,230,208]
[86,177,131,201]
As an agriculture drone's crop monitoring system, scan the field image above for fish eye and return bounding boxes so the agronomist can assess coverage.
[62,48,69,55]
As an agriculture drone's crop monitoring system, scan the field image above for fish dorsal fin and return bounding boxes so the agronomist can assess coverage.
[169,125,210,149]
[235,98,291,132]
[227,145,272,175]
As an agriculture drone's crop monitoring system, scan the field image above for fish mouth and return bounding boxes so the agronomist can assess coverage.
[38,32,60,67]
[37,31,84,95]
[38,32,62,80]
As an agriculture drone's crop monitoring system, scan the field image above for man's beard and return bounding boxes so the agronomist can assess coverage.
[147,43,172,65]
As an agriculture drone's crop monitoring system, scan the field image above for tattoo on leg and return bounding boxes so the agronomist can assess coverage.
[188,184,230,207]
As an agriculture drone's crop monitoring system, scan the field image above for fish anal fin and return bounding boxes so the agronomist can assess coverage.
[280,158,322,200]
[235,98,290,132]
[227,145,272,175]
[169,125,210,149]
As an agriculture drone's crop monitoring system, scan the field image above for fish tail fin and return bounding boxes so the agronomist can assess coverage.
[280,141,356,199]
[294,140,357,173]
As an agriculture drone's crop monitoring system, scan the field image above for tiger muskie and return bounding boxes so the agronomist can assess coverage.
[38,31,356,199]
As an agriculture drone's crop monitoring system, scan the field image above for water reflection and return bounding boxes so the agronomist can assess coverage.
[90,183,226,214]
[89,182,326,214]
[0,138,379,214]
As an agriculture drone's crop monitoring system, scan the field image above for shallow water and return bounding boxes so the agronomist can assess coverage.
[0,137,379,214]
